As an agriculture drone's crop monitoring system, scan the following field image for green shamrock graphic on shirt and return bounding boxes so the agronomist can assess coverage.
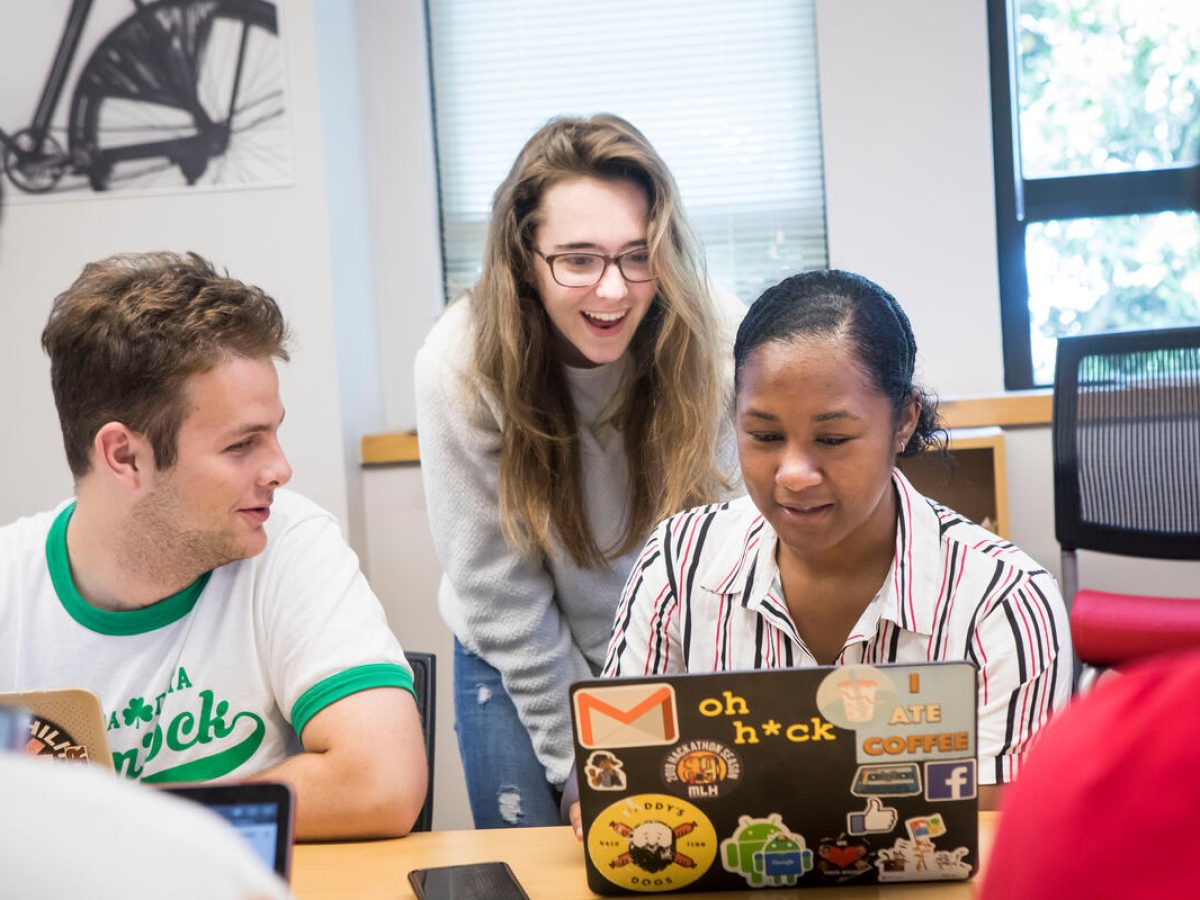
[122,697,153,729]
[106,668,266,781]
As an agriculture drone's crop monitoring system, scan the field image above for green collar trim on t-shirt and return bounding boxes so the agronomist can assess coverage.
[46,502,211,636]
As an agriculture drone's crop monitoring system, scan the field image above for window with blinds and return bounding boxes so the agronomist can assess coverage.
[426,0,828,303]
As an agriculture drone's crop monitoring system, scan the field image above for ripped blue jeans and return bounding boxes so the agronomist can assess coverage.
[453,640,563,828]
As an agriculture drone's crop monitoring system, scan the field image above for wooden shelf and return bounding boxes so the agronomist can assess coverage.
[898,427,1009,538]
[361,392,1051,467]
[939,390,1051,429]
[362,431,420,465]
[362,396,1031,540]
[363,429,1012,539]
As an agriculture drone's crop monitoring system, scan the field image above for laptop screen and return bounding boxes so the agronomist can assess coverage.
[161,782,294,879]
[207,800,285,873]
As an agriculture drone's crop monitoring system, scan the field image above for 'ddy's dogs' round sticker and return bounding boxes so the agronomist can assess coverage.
[587,793,717,892]
[662,739,742,800]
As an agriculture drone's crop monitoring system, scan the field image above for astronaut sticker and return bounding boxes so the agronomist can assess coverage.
[720,814,814,888]
[587,793,717,892]
[875,837,972,882]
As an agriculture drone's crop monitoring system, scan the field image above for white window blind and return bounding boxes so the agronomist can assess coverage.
[426,0,828,302]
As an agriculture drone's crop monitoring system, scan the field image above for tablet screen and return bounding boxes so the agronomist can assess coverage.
[208,800,282,873]
[161,782,293,879]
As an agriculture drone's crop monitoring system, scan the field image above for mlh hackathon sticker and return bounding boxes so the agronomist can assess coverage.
[662,739,742,800]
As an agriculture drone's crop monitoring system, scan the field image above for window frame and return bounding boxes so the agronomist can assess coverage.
[986,0,1200,389]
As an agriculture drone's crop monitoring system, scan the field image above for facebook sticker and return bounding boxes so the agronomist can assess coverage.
[924,760,977,801]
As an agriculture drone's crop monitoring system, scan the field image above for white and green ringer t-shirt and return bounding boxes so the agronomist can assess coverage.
[0,489,413,782]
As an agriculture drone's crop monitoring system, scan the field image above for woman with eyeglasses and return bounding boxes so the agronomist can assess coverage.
[415,114,743,828]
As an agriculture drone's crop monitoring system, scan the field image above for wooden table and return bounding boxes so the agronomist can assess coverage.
[293,812,997,899]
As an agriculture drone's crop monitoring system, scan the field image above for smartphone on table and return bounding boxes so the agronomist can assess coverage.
[408,861,531,900]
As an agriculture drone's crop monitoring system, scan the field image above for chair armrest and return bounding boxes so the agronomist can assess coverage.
[1071,590,1200,667]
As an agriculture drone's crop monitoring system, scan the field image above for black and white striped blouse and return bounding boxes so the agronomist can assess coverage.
[603,470,1073,786]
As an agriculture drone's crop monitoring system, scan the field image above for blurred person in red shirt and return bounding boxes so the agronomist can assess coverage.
[981,650,1200,898]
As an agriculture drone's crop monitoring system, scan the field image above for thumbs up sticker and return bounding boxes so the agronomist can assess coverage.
[846,797,899,835]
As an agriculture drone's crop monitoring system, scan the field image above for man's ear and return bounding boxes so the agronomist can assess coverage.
[92,423,154,489]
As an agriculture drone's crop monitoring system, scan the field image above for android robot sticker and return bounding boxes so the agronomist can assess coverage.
[720,814,814,887]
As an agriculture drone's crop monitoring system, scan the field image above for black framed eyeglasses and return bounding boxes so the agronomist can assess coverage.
[535,247,655,288]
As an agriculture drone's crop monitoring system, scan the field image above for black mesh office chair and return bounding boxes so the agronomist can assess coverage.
[1052,326,1200,672]
[405,651,436,832]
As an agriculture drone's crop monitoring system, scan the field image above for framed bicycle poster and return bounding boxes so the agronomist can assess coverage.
[0,0,294,203]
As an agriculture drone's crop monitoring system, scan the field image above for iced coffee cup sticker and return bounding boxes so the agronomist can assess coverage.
[817,665,896,730]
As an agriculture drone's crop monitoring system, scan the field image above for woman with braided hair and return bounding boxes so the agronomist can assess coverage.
[596,269,1072,820]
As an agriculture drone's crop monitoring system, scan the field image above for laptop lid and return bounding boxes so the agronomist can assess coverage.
[0,688,114,770]
[571,662,978,894]
[161,781,295,880]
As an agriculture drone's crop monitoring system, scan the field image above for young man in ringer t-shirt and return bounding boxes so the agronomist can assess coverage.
[0,252,426,840]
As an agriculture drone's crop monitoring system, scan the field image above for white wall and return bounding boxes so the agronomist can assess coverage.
[815,0,1006,397]
[347,0,472,832]
[313,0,385,561]
[0,0,349,525]
[356,0,445,433]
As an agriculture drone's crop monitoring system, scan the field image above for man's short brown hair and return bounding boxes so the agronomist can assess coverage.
[42,252,291,478]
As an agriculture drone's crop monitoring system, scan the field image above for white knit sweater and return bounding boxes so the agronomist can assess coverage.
[414,290,743,785]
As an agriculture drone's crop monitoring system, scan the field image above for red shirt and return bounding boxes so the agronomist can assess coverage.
[982,650,1200,898]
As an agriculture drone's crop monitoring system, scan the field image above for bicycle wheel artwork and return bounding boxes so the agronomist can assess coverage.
[0,0,292,200]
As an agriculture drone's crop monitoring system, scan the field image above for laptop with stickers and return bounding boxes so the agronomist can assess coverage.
[0,688,114,769]
[570,662,978,893]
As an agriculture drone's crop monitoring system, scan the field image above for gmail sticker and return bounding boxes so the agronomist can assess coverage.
[574,683,679,749]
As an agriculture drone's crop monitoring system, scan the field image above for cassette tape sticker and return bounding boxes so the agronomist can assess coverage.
[850,762,922,797]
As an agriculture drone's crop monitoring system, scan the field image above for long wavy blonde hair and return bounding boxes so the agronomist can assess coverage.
[471,114,731,568]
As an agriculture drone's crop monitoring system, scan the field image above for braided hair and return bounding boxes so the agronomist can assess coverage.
[733,269,945,457]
